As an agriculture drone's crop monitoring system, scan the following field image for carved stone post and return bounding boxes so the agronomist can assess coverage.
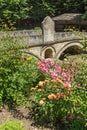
[42,16,55,43]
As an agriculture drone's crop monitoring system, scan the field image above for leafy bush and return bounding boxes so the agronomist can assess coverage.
[67,118,87,130]
[30,58,87,129]
[75,56,87,88]
[30,79,73,126]
[0,120,25,130]
[0,32,41,106]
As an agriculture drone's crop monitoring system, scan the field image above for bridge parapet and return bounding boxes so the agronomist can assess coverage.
[8,30,42,37]
[8,30,43,46]
[0,29,87,47]
[54,32,81,42]
[0,16,87,47]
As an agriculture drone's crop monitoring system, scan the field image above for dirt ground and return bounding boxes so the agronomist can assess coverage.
[0,105,59,130]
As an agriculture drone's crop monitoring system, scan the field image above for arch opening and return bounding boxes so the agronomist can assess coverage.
[45,49,53,58]
[59,45,82,60]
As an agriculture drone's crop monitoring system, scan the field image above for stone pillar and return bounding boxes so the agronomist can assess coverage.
[42,16,55,43]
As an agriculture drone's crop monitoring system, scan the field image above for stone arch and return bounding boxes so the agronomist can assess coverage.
[45,48,53,58]
[56,42,83,59]
[41,46,56,59]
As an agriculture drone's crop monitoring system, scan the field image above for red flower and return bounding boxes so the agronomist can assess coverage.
[56,92,64,99]
[69,112,73,119]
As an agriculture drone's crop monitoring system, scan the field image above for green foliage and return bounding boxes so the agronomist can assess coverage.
[34,27,41,30]
[0,32,41,106]
[30,80,87,128]
[0,0,87,28]
[27,0,55,20]
[0,18,16,31]
[75,60,87,87]
[82,0,87,20]
[82,11,87,20]
[67,119,87,130]
[63,0,82,13]
[0,120,25,130]
[30,79,72,126]
[30,58,87,129]
[0,0,29,21]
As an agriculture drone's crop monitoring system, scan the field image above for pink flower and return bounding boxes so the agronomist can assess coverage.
[62,72,70,81]
[50,71,58,79]
[54,63,61,72]
[45,58,54,67]
[37,59,74,83]
[41,67,48,73]
[37,61,48,73]
[61,68,66,72]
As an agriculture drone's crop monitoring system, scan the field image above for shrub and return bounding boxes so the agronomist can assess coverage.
[0,32,41,106]
[30,58,87,129]
[75,56,87,88]
[67,119,87,130]
[0,120,25,130]
[30,79,73,126]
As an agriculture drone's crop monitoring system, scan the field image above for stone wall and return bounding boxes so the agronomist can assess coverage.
[8,30,43,46]
[54,32,80,42]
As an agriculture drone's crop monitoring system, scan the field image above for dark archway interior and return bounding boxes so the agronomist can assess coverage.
[45,49,53,58]
[59,46,82,60]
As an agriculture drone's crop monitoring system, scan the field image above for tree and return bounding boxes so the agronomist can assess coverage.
[0,0,29,21]
[0,0,87,28]
[27,0,56,20]
[81,0,87,20]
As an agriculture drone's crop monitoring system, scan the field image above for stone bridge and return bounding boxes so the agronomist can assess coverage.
[8,16,87,60]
